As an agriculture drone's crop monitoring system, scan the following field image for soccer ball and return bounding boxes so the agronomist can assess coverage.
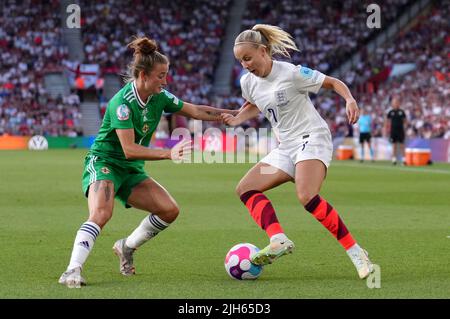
[28,135,48,151]
[224,243,263,280]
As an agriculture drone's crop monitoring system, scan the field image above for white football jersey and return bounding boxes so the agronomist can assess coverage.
[240,60,330,146]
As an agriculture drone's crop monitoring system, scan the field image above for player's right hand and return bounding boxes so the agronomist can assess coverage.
[221,113,241,126]
[346,99,360,124]
[170,139,192,163]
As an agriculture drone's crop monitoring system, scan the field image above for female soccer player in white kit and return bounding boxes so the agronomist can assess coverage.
[222,24,374,279]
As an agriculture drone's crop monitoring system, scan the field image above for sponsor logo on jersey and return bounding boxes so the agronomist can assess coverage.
[101,167,110,174]
[116,104,130,121]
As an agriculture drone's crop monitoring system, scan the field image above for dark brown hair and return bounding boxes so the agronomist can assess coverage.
[125,36,169,82]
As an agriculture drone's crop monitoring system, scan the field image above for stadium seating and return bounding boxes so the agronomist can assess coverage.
[231,0,448,139]
[240,0,411,73]
[324,1,449,139]
[0,1,82,136]
[1,0,447,139]
[79,0,232,105]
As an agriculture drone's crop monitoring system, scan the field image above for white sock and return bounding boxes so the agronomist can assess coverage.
[270,233,288,243]
[67,221,101,270]
[125,214,170,249]
[346,243,361,255]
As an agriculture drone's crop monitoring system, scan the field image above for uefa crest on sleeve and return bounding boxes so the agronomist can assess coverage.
[117,104,130,121]
[299,66,314,79]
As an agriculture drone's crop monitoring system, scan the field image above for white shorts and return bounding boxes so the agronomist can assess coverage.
[260,132,333,178]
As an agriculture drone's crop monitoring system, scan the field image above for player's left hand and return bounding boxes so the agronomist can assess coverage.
[219,109,240,116]
[346,99,360,124]
[221,113,242,126]
[170,139,192,163]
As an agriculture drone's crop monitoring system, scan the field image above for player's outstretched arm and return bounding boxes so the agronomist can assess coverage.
[221,101,260,127]
[176,102,238,121]
[322,76,360,124]
[116,128,191,161]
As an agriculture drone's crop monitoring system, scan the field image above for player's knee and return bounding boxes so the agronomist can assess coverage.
[235,184,243,197]
[89,208,112,228]
[296,191,316,207]
[162,202,179,223]
[170,203,180,219]
[235,182,251,197]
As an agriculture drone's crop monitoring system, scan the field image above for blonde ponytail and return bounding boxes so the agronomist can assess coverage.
[234,24,299,58]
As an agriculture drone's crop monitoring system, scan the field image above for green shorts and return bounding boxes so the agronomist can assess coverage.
[81,154,149,208]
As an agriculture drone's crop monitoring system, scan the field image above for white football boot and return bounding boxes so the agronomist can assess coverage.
[251,238,295,266]
[347,244,374,279]
[58,267,86,288]
[113,238,136,276]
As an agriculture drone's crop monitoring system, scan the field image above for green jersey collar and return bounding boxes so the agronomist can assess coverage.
[132,81,152,108]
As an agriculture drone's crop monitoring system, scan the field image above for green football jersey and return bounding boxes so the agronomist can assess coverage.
[89,81,184,163]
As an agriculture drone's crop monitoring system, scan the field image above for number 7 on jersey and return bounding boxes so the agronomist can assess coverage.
[268,108,278,123]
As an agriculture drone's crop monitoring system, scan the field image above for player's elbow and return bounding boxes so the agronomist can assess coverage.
[123,151,134,160]
[122,146,137,160]
[322,76,338,90]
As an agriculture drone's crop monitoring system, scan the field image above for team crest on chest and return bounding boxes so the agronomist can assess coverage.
[101,167,110,174]
[275,89,288,107]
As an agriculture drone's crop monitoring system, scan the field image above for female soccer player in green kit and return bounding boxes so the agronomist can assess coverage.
[59,36,235,288]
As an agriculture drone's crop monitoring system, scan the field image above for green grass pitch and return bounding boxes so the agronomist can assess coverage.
[0,149,449,298]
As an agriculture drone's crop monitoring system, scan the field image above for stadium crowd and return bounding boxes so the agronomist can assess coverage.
[79,0,231,106]
[320,1,449,139]
[230,0,448,140]
[0,0,83,136]
[239,0,411,73]
[0,0,447,140]
[0,91,83,137]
